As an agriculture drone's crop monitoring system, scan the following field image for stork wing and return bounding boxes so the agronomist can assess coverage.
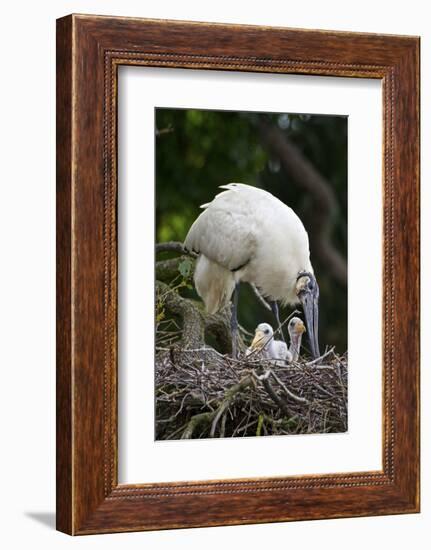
[184,193,257,271]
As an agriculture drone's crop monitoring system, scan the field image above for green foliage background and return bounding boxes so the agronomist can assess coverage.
[156,108,347,352]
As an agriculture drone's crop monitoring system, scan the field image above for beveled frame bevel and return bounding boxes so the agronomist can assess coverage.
[56,14,420,535]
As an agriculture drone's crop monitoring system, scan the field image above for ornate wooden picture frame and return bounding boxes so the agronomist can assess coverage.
[56,14,420,535]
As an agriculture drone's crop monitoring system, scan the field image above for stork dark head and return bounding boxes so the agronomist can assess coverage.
[296,271,320,359]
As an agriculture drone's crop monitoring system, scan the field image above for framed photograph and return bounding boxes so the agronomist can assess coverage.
[56,14,420,535]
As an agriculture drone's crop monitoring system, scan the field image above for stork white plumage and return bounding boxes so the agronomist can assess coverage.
[184,183,320,358]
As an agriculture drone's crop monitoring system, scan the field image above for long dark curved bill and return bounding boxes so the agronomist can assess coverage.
[299,287,320,359]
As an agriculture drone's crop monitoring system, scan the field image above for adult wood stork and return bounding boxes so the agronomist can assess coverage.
[246,317,306,363]
[184,183,320,358]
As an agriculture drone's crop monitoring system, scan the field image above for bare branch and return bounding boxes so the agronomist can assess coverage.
[156,241,197,256]
[156,280,204,348]
[156,255,194,282]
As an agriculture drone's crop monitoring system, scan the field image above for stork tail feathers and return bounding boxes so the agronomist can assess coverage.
[194,255,236,314]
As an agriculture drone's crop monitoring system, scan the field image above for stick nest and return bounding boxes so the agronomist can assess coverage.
[155,242,348,441]
[155,347,348,440]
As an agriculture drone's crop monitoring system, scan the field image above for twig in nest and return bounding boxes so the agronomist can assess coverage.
[270,370,309,404]
[260,375,292,417]
[155,345,348,439]
[210,375,254,437]
[304,346,336,366]
[181,412,214,439]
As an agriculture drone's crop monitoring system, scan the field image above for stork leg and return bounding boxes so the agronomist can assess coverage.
[231,283,240,358]
[270,301,286,343]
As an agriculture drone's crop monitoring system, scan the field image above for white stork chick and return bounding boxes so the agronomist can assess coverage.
[184,183,320,358]
[287,317,306,362]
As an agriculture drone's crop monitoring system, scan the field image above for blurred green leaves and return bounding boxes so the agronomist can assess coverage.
[178,257,193,280]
